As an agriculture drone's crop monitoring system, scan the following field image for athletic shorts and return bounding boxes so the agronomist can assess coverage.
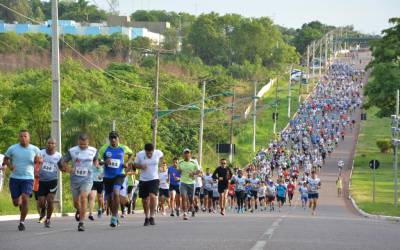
[277,196,285,204]
[267,195,275,202]
[205,189,213,197]
[195,187,201,196]
[301,196,308,202]
[127,185,133,194]
[71,181,93,198]
[250,190,258,198]
[9,178,33,200]
[169,184,180,194]
[139,179,159,198]
[159,188,170,198]
[91,181,104,193]
[38,180,58,197]
[258,196,265,202]
[288,193,294,201]
[218,182,228,194]
[180,183,194,197]
[308,193,319,199]
[103,176,125,195]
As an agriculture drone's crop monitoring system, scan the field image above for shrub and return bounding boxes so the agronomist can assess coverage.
[376,139,392,153]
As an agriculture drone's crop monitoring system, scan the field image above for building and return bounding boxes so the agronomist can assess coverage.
[106,15,171,34]
[0,19,164,45]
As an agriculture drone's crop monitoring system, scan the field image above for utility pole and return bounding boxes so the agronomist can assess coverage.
[152,50,160,148]
[252,81,257,153]
[288,65,293,118]
[298,72,303,104]
[148,48,174,148]
[229,87,236,164]
[312,40,316,78]
[319,40,322,78]
[306,45,310,89]
[325,35,328,73]
[51,0,62,214]
[395,90,399,208]
[273,78,278,135]
[112,120,116,131]
[198,81,206,167]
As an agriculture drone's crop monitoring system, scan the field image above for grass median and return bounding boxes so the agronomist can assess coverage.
[351,106,400,217]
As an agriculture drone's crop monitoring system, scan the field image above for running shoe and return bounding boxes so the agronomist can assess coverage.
[44,219,51,228]
[18,222,25,231]
[110,216,118,227]
[78,222,85,232]
[75,210,80,222]
[88,214,94,221]
[149,217,155,225]
[144,218,150,226]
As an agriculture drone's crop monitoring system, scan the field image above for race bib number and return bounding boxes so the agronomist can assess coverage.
[42,162,54,172]
[109,159,121,169]
[75,167,88,177]
[310,184,318,192]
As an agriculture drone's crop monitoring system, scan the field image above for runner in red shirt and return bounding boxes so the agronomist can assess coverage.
[287,181,295,206]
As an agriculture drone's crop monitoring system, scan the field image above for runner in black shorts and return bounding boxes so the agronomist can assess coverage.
[212,159,232,215]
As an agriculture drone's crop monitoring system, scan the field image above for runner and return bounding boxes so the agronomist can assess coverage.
[258,181,267,211]
[89,160,104,220]
[3,130,42,231]
[266,181,276,212]
[119,177,129,218]
[98,131,133,227]
[59,133,98,232]
[307,170,321,216]
[212,158,232,215]
[336,176,343,197]
[299,181,308,209]
[37,138,62,228]
[168,157,180,217]
[203,168,214,213]
[248,172,260,213]
[126,168,137,214]
[194,169,203,213]
[287,180,295,206]
[133,143,164,226]
[177,148,200,220]
[158,161,170,215]
[231,169,246,213]
[276,180,287,212]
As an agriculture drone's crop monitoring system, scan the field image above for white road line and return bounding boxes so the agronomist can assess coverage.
[35,228,72,236]
[250,240,266,250]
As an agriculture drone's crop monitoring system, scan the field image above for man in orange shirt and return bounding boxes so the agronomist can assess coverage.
[33,162,45,223]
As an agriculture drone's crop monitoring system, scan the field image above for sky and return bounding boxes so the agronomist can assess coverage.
[90,0,400,34]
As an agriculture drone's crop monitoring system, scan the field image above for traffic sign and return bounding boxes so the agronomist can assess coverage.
[369,160,380,169]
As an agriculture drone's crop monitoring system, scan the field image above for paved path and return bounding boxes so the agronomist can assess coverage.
[1,51,399,250]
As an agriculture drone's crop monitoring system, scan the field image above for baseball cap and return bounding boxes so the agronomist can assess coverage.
[183,148,191,153]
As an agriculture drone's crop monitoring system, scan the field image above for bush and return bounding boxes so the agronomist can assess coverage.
[376,139,392,153]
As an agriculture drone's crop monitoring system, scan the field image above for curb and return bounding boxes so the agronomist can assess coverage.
[349,160,400,223]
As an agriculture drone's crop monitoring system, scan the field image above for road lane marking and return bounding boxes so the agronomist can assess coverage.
[250,240,266,250]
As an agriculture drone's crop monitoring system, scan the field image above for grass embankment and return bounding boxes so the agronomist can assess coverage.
[351,107,400,216]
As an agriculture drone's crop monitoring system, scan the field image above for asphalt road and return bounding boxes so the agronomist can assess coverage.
[1,51,399,250]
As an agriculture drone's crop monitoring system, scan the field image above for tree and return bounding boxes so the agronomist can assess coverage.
[364,18,400,117]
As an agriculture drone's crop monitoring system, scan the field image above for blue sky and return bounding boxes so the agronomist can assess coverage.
[90,0,399,34]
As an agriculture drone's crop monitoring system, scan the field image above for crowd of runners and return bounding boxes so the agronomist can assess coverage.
[0,60,365,232]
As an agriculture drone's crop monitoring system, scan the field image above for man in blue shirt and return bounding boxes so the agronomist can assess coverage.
[98,131,133,228]
[168,157,180,217]
[3,130,42,231]
[276,180,287,212]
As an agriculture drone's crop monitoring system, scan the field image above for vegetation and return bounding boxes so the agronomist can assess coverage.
[365,18,400,117]
[351,107,400,216]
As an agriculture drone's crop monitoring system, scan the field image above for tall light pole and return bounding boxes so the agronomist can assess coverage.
[393,90,400,208]
[312,40,316,78]
[288,65,293,118]
[273,78,278,135]
[306,45,310,88]
[229,87,236,164]
[152,50,160,148]
[319,40,322,78]
[198,80,206,167]
[252,81,257,153]
[325,35,328,73]
[51,0,62,214]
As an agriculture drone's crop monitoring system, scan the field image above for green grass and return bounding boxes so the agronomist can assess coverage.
[234,78,314,166]
[351,106,400,217]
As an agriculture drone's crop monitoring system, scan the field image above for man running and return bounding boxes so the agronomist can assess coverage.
[168,157,181,217]
[3,130,42,231]
[307,170,321,216]
[231,169,246,213]
[98,131,133,227]
[178,148,200,220]
[37,138,62,228]
[59,133,98,231]
[134,143,163,226]
[212,158,232,215]
[89,159,104,220]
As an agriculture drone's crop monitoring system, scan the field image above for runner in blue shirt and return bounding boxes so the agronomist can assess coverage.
[168,157,181,216]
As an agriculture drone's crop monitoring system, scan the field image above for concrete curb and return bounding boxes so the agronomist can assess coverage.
[349,160,400,223]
